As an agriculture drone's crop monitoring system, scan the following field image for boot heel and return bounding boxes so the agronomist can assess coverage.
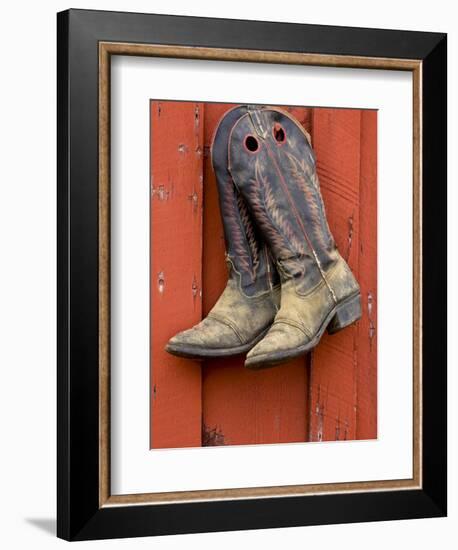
[328,294,362,334]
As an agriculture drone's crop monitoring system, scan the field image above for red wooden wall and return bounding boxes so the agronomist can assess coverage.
[150,102,203,448]
[150,101,377,448]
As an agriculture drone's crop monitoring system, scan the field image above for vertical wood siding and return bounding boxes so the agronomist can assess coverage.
[307,108,362,442]
[150,101,204,448]
[150,102,377,448]
[307,108,377,442]
[356,110,378,439]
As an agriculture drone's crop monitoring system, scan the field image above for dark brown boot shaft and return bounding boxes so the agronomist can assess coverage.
[211,106,279,296]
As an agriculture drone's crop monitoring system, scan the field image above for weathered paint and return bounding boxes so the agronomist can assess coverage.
[356,110,378,439]
[307,108,362,442]
[150,102,377,448]
[150,101,203,449]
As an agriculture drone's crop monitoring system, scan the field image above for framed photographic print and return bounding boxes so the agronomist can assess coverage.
[57,9,447,541]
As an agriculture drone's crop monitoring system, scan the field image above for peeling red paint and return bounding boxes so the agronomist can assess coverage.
[202,424,226,446]
[194,104,200,130]
[152,184,169,201]
[157,271,165,294]
[367,291,376,352]
[314,384,325,442]
[188,190,199,212]
[346,213,354,261]
[150,100,203,450]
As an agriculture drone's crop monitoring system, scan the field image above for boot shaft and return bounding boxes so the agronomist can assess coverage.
[228,106,339,295]
[211,106,279,296]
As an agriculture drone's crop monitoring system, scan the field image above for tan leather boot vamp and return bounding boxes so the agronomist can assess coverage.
[166,278,280,359]
[245,257,360,368]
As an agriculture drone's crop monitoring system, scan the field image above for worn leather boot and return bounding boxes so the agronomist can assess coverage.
[165,106,280,359]
[227,106,361,368]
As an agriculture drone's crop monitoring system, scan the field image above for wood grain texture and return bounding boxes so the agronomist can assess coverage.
[356,110,378,439]
[201,103,309,446]
[308,108,363,442]
[150,101,203,449]
[149,102,377,448]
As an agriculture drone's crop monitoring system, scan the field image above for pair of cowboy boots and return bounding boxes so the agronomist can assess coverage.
[165,105,361,369]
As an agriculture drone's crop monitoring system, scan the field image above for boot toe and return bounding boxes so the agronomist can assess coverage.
[166,317,242,356]
[245,323,309,368]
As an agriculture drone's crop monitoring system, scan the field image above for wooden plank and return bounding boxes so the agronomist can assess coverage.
[356,110,378,439]
[284,105,313,136]
[308,108,362,442]
[150,101,203,449]
[201,103,309,446]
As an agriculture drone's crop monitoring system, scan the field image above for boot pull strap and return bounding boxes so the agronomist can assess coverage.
[247,105,267,139]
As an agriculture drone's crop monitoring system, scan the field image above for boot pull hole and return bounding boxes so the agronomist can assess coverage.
[244,135,259,152]
[273,123,286,144]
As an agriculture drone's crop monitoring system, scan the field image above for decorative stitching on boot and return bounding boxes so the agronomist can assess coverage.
[285,151,334,253]
[255,148,338,304]
[220,181,255,280]
[236,192,260,277]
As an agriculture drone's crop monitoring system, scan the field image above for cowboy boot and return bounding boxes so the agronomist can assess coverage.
[227,106,361,368]
[165,106,280,359]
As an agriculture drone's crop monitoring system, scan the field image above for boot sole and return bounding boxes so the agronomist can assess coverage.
[165,327,271,360]
[245,293,362,369]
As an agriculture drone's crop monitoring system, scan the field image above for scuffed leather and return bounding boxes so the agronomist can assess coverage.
[168,278,280,350]
[228,106,361,366]
[246,258,359,362]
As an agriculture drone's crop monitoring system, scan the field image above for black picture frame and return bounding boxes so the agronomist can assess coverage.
[57,8,447,541]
